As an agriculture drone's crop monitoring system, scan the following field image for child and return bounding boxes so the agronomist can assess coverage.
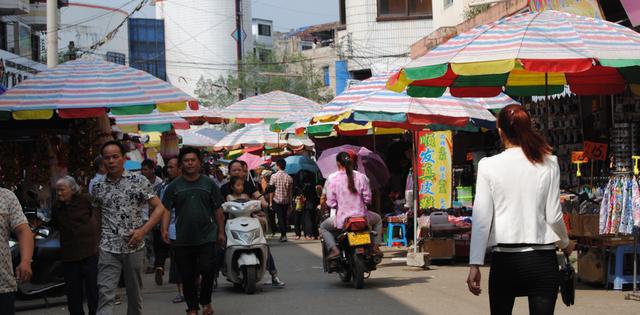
[226,176,250,202]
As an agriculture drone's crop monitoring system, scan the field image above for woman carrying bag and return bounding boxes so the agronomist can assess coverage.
[467,105,575,315]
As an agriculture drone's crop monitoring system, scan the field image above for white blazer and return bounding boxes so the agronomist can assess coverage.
[470,147,570,265]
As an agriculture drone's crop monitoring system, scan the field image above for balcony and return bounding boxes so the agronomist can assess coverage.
[21,2,55,31]
[0,0,30,16]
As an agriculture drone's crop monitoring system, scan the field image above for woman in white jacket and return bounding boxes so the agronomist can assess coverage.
[467,105,575,315]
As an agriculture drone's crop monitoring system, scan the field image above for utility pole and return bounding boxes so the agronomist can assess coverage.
[235,0,244,100]
[46,0,58,68]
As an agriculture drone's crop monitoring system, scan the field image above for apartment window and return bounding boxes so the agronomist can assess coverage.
[444,0,453,8]
[377,0,432,21]
[106,51,126,65]
[323,66,330,87]
[258,24,271,37]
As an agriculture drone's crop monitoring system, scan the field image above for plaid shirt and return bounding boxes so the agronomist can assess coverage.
[269,170,293,205]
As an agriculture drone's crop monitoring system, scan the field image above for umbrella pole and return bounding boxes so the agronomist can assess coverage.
[372,132,377,153]
[412,130,419,255]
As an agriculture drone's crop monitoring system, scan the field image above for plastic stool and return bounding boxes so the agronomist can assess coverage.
[386,222,408,247]
[607,243,640,290]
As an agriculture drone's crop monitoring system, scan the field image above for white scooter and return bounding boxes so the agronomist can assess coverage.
[221,199,268,294]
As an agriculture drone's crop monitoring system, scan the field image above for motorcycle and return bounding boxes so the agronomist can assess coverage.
[321,216,382,289]
[11,207,65,303]
[221,199,268,294]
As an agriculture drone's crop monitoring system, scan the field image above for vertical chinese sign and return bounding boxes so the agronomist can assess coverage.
[417,130,452,210]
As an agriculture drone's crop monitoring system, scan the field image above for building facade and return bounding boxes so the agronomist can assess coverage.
[157,0,253,97]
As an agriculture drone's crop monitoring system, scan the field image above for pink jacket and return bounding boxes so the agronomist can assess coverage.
[326,170,372,228]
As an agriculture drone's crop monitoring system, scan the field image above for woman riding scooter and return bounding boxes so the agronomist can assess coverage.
[319,151,383,259]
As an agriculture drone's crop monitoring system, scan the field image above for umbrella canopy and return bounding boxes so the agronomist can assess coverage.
[109,111,190,133]
[388,10,640,97]
[0,59,198,120]
[194,126,228,143]
[352,90,517,130]
[214,123,284,151]
[284,155,319,175]
[220,90,321,124]
[238,153,267,171]
[175,130,219,147]
[178,108,225,124]
[317,145,389,189]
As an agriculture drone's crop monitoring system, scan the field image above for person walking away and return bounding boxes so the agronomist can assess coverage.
[159,157,185,303]
[141,159,165,276]
[0,188,33,315]
[319,152,383,259]
[52,176,100,315]
[92,141,167,315]
[88,156,107,195]
[467,105,575,315]
[270,160,293,242]
[161,147,225,315]
[300,171,320,240]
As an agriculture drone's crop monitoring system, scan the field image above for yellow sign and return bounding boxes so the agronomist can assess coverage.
[571,151,589,163]
[417,131,452,210]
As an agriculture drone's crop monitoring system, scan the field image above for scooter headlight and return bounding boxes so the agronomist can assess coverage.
[231,229,261,244]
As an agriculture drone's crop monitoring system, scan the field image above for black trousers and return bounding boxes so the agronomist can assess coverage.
[489,294,557,315]
[304,207,319,237]
[173,242,217,311]
[272,203,289,237]
[63,255,99,315]
[293,210,304,237]
[153,228,170,269]
[0,292,15,315]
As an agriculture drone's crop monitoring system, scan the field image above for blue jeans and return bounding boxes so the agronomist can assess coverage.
[0,292,15,315]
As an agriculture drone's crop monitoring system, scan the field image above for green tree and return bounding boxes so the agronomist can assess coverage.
[195,49,331,110]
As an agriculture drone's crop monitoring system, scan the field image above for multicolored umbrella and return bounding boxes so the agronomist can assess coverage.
[387,10,640,97]
[352,91,517,130]
[194,126,228,143]
[178,108,225,124]
[109,111,190,133]
[213,123,286,151]
[220,90,321,124]
[0,59,198,120]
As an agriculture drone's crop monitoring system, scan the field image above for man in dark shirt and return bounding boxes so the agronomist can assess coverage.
[161,147,225,315]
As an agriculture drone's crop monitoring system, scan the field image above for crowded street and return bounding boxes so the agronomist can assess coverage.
[17,238,639,315]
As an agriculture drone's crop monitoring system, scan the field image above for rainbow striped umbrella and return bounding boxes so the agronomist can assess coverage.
[214,123,313,151]
[0,59,198,121]
[220,90,321,124]
[175,129,220,148]
[178,108,225,124]
[352,90,517,130]
[387,10,640,98]
[109,111,190,133]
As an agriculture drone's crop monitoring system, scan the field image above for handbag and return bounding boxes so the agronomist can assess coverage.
[559,253,575,307]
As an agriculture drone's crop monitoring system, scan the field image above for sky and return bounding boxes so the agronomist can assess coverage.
[74,0,340,31]
[251,0,340,32]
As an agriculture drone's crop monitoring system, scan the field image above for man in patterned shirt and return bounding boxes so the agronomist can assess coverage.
[269,159,293,242]
[92,141,167,315]
[0,188,33,315]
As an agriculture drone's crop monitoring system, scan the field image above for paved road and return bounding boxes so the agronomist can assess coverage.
[18,238,639,315]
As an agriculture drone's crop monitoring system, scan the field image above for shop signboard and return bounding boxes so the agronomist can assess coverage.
[528,0,604,19]
[417,130,452,210]
[571,151,589,163]
[583,141,607,161]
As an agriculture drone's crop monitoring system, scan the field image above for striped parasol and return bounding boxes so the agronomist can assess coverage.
[175,129,219,147]
[0,59,198,121]
[220,90,321,124]
[387,10,640,97]
[109,111,190,133]
[352,90,517,130]
[178,107,225,124]
[214,123,314,151]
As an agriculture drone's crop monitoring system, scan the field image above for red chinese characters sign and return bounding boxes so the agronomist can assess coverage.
[417,130,452,210]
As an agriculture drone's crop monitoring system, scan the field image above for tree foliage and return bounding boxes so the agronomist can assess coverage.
[195,49,330,110]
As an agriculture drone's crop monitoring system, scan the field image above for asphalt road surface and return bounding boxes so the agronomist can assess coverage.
[17,238,639,315]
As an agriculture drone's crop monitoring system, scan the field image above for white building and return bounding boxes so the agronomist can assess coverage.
[337,0,471,75]
[252,18,273,49]
[157,0,253,97]
[59,0,156,65]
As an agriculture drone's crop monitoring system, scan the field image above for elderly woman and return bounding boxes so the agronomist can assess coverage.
[52,176,100,315]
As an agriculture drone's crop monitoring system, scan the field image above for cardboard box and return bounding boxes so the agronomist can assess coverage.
[422,238,455,259]
[570,213,599,237]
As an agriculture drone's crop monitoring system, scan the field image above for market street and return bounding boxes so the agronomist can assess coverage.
[17,238,638,315]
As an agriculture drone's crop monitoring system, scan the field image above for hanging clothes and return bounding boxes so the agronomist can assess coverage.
[599,176,640,235]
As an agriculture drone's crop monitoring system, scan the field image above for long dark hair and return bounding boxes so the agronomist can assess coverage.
[497,105,551,164]
[337,151,357,194]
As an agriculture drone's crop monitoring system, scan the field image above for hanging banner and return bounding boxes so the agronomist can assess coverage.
[528,0,604,19]
[417,130,452,210]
